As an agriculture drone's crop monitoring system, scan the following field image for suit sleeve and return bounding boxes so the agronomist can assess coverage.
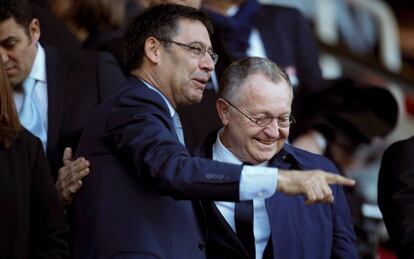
[29,137,70,259]
[97,52,127,100]
[378,139,414,259]
[104,93,242,201]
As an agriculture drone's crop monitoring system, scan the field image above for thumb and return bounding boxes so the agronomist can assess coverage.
[62,147,73,166]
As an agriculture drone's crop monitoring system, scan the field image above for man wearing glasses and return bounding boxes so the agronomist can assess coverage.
[196,57,357,259]
[72,5,355,259]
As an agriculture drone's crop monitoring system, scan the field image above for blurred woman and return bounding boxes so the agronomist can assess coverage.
[50,0,126,49]
[0,58,69,258]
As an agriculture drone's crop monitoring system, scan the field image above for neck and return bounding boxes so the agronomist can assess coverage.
[131,69,177,109]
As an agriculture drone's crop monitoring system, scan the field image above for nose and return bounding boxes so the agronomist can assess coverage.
[199,52,215,72]
[262,119,280,138]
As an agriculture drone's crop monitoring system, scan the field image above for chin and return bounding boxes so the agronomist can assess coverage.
[190,93,204,104]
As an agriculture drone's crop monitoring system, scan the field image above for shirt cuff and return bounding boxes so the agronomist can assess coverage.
[239,166,278,200]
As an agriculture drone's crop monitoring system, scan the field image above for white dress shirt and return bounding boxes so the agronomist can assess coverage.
[213,129,275,259]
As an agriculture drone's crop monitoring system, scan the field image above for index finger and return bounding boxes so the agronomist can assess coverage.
[325,173,355,186]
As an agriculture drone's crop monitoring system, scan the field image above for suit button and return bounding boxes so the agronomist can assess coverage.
[198,243,206,250]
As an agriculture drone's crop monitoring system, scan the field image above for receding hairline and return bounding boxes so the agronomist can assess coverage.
[233,71,293,103]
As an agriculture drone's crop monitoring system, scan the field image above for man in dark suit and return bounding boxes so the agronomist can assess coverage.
[72,4,356,259]
[0,0,126,205]
[378,136,414,259]
[194,57,357,259]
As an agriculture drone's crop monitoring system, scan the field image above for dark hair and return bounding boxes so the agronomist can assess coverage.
[0,58,22,148]
[0,0,32,29]
[68,0,125,32]
[219,57,292,102]
[124,4,213,72]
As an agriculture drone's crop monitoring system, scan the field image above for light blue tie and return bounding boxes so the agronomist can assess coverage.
[19,78,47,150]
[172,112,185,146]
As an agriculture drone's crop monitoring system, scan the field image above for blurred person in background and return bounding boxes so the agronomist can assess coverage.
[0,0,126,205]
[378,135,414,259]
[0,56,69,259]
[49,0,126,49]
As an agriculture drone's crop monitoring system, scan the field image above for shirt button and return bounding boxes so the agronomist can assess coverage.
[257,191,265,198]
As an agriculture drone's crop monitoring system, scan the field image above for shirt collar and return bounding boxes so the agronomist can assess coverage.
[28,43,46,83]
[141,80,176,118]
[213,128,268,167]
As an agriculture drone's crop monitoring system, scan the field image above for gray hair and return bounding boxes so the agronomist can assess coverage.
[218,57,292,102]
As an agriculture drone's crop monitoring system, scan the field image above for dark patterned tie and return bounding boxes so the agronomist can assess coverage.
[235,163,255,258]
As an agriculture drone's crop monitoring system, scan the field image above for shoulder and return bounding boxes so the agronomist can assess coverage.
[385,136,414,154]
[3,129,44,165]
[104,78,172,128]
[381,136,414,169]
[284,144,339,173]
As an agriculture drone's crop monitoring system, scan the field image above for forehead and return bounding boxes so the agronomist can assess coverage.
[173,18,212,47]
[0,18,28,41]
[238,73,292,110]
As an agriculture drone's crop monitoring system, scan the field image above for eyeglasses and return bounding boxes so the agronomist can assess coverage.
[224,99,295,128]
[158,39,218,65]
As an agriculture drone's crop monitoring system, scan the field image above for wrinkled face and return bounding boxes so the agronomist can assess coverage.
[219,73,293,164]
[147,0,202,9]
[158,19,214,107]
[0,18,39,88]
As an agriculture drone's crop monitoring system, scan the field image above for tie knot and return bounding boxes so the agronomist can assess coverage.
[22,78,36,96]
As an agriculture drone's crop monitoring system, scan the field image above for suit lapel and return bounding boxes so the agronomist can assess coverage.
[45,47,65,157]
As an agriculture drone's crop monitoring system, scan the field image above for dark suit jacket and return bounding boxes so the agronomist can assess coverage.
[42,46,126,177]
[0,129,69,259]
[180,5,323,153]
[73,77,243,259]
[378,136,414,259]
[194,131,358,259]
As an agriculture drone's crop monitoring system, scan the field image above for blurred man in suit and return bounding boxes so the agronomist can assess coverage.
[195,57,357,259]
[72,4,355,258]
[0,0,126,205]
[378,136,414,259]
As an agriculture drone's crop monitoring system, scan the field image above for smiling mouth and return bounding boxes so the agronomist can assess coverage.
[255,138,275,145]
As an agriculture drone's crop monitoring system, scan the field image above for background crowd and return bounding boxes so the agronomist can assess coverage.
[1,0,413,258]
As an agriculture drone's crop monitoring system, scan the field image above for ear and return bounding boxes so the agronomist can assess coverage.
[28,19,41,43]
[216,98,230,126]
[144,37,162,64]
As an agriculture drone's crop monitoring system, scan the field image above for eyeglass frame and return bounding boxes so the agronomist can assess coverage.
[157,39,219,65]
[223,99,296,128]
